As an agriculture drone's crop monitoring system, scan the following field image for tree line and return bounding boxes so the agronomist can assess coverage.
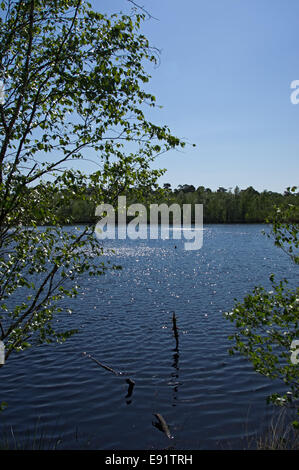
[52,184,299,224]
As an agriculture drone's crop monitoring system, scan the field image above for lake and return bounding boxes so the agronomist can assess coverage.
[0,224,298,449]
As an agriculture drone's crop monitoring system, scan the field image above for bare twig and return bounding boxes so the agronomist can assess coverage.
[127,0,159,21]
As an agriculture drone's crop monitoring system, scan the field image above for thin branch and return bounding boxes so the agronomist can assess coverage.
[0,0,35,182]
[127,0,159,21]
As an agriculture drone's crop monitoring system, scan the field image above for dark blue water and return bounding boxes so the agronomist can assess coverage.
[0,225,298,449]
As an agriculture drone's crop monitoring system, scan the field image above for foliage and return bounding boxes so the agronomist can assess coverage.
[226,278,299,404]
[265,186,299,264]
[0,0,183,363]
[225,187,299,418]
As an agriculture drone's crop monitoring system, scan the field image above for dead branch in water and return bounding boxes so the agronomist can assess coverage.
[82,352,136,401]
[82,352,122,376]
[172,312,179,351]
[153,413,173,439]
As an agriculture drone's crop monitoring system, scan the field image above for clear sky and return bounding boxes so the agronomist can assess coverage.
[96,0,299,193]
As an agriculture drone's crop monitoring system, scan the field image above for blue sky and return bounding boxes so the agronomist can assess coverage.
[96,0,299,193]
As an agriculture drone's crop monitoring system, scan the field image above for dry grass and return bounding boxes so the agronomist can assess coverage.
[254,408,299,450]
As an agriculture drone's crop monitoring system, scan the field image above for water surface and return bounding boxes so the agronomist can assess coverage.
[0,224,297,449]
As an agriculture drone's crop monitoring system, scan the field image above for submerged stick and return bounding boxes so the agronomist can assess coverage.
[153,413,173,439]
[82,352,122,376]
[83,352,136,402]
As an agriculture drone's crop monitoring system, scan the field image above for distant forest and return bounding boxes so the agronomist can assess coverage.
[53,184,299,224]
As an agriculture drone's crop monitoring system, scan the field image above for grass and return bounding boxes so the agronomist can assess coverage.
[0,418,98,450]
[0,419,63,450]
[1,407,298,450]
[252,408,299,450]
